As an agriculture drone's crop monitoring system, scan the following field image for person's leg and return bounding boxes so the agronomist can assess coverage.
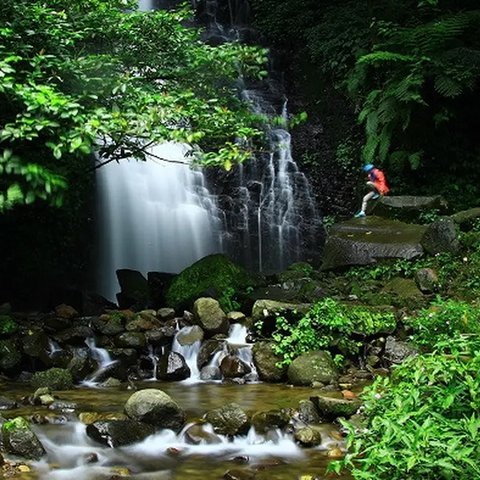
[361,191,375,213]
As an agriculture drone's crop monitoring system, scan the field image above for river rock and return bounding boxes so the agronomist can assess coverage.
[67,351,97,381]
[322,217,427,270]
[2,417,46,460]
[108,348,139,367]
[287,351,338,386]
[21,330,50,364]
[415,268,439,293]
[55,326,94,346]
[79,412,128,425]
[383,336,418,365]
[220,355,251,378]
[421,217,460,255]
[383,277,423,299]
[0,396,17,410]
[184,423,222,445]
[227,311,246,323]
[252,341,286,382]
[310,395,361,419]
[157,308,176,321]
[224,469,256,480]
[55,304,78,319]
[115,332,146,348]
[116,269,149,310]
[86,419,155,447]
[145,326,176,346]
[124,389,186,430]
[205,403,250,436]
[193,298,229,336]
[176,325,204,346]
[200,365,222,381]
[31,368,73,390]
[297,400,321,424]
[157,352,190,381]
[126,314,161,332]
[251,409,290,433]
[0,339,22,373]
[294,426,322,447]
[197,338,226,369]
[93,314,125,336]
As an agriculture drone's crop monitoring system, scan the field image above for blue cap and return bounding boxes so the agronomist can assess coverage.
[363,164,374,172]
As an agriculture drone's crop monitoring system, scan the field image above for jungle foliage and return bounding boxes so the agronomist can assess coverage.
[251,0,480,202]
[0,0,268,211]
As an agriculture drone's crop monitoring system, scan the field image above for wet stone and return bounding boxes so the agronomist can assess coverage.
[294,426,322,447]
[205,403,250,436]
[224,469,256,480]
[86,419,155,447]
[0,396,17,410]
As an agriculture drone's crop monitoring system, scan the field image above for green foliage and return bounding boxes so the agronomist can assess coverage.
[0,0,269,210]
[270,298,396,366]
[406,297,480,349]
[330,336,480,479]
[0,314,17,335]
[165,254,253,311]
[346,258,429,282]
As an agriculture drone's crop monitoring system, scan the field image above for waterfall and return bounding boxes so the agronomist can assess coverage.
[83,338,118,386]
[96,143,223,301]
[95,0,323,299]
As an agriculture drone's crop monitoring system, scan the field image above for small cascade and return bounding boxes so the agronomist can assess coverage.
[96,143,224,301]
[48,339,62,357]
[83,338,118,386]
[147,344,161,381]
[172,326,202,382]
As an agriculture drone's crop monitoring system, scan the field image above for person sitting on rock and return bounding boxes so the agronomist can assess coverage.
[354,163,390,218]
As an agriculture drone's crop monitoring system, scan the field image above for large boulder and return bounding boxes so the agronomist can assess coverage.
[383,336,418,365]
[21,330,50,364]
[421,218,460,255]
[55,326,94,346]
[200,365,222,381]
[322,217,427,270]
[205,403,250,436]
[251,300,311,337]
[197,338,226,369]
[86,419,155,447]
[252,341,287,382]
[193,298,229,336]
[310,395,361,419]
[374,195,447,221]
[2,417,45,460]
[176,325,204,346]
[165,254,253,311]
[287,351,338,386]
[67,351,97,382]
[294,426,322,447]
[116,269,149,310]
[251,409,290,433]
[31,368,73,390]
[124,389,186,431]
[450,207,480,230]
[157,352,190,381]
[220,355,251,378]
[93,313,126,336]
[114,332,146,349]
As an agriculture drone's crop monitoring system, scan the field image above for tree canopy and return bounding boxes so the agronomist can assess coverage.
[0,0,268,211]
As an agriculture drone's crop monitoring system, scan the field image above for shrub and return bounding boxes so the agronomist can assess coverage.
[330,336,480,479]
[270,298,396,366]
[406,297,480,349]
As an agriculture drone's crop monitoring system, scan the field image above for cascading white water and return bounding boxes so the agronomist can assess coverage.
[83,338,118,386]
[172,326,202,382]
[96,143,224,301]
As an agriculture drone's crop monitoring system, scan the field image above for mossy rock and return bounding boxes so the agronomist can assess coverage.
[2,417,46,460]
[165,254,254,311]
[31,368,74,390]
[0,339,22,373]
[0,315,18,336]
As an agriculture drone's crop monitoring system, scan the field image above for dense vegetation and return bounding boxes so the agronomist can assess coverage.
[251,0,480,209]
[0,0,268,211]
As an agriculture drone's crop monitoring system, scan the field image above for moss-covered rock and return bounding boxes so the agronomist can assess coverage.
[31,367,74,390]
[310,395,361,419]
[252,341,287,382]
[2,417,46,460]
[287,351,338,386]
[165,254,253,311]
[205,402,250,436]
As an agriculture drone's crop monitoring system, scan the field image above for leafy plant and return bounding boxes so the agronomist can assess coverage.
[330,335,480,479]
[270,298,396,366]
[406,297,480,349]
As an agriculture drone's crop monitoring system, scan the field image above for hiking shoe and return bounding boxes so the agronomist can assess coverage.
[354,211,366,218]
[372,193,380,200]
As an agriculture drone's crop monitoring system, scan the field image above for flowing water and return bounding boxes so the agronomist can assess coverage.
[1,380,352,480]
[96,143,224,301]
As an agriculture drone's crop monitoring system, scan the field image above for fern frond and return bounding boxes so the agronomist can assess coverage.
[357,51,414,66]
